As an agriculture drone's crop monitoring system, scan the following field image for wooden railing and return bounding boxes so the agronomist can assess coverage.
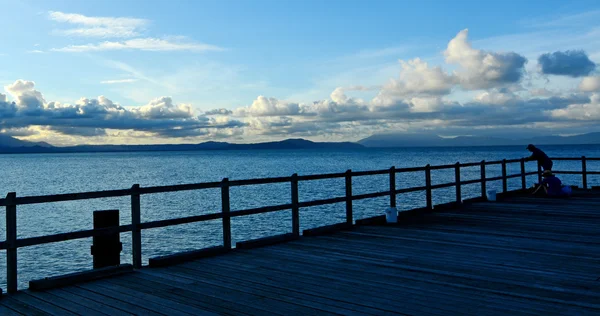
[1,156,599,293]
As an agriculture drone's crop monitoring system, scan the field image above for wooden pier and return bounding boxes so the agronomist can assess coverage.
[0,157,599,315]
[0,189,599,315]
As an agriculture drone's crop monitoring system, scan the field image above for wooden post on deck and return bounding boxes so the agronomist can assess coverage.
[345,170,353,225]
[502,159,508,193]
[481,160,486,199]
[425,165,432,209]
[455,162,461,203]
[131,184,142,269]
[91,210,122,269]
[390,167,396,208]
[291,173,300,237]
[6,192,17,293]
[582,156,588,190]
[520,158,526,190]
[221,178,231,249]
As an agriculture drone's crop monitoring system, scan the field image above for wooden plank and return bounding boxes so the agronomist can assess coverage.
[105,278,219,316]
[188,251,554,316]
[29,264,133,291]
[302,222,352,236]
[9,292,78,315]
[89,281,200,316]
[0,302,26,316]
[51,288,134,315]
[130,270,340,316]
[174,262,444,316]
[64,285,163,316]
[148,246,229,267]
[236,244,599,313]
[355,215,386,226]
[249,242,600,310]
[162,266,396,316]
[235,233,297,249]
[111,273,256,315]
[125,272,305,315]
[160,266,376,316]
[0,297,50,316]
[25,290,108,316]
[179,260,532,316]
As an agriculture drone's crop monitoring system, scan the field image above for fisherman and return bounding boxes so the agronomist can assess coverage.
[532,170,570,197]
[525,144,553,171]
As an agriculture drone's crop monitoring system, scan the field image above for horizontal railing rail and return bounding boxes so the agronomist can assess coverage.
[1,156,598,293]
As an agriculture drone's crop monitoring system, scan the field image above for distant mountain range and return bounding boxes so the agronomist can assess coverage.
[2,132,600,154]
[0,134,52,148]
[0,136,363,154]
[358,132,600,148]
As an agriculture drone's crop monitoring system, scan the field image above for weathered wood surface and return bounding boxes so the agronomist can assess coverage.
[2,191,600,315]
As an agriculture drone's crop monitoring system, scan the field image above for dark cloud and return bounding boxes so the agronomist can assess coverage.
[445,29,528,89]
[204,108,233,115]
[538,50,596,77]
[0,128,39,137]
[49,126,108,137]
[1,80,246,138]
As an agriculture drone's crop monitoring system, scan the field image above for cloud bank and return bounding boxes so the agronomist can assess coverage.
[5,28,600,144]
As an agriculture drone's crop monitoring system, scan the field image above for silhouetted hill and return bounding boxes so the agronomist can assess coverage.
[0,134,53,148]
[359,132,600,147]
[0,138,363,154]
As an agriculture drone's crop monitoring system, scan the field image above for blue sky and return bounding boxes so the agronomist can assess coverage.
[2,0,600,145]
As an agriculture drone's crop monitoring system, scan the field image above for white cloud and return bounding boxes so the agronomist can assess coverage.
[5,80,45,111]
[445,29,528,89]
[52,38,224,53]
[579,76,600,92]
[49,11,148,38]
[474,89,517,105]
[136,97,193,119]
[380,58,456,97]
[550,94,600,120]
[26,50,44,54]
[100,79,138,84]
[234,96,301,117]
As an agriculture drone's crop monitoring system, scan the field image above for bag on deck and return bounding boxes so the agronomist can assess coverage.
[561,185,572,197]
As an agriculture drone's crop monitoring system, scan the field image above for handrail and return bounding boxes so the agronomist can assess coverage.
[2,155,598,293]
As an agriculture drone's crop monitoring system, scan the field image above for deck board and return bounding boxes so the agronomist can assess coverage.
[2,190,600,315]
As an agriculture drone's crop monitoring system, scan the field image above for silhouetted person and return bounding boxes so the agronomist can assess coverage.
[532,170,568,197]
[525,144,552,171]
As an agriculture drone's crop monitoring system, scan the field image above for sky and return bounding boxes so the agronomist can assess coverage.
[2,0,600,146]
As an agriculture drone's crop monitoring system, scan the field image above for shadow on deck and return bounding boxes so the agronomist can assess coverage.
[1,190,600,315]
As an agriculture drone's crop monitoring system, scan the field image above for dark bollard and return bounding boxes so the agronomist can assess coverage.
[91,210,122,269]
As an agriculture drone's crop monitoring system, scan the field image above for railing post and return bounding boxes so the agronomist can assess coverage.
[345,170,353,225]
[455,162,461,203]
[520,158,526,190]
[131,184,142,269]
[425,165,432,209]
[91,210,122,269]
[389,166,396,208]
[582,156,588,189]
[537,161,542,184]
[480,160,486,199]
[502,159,508,193]
[221,178,231,249]
[291,174,300,237]
[6,192,17,293]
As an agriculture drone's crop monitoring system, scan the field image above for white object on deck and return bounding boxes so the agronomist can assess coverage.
[487,189,497,201]
[385,207,398,223]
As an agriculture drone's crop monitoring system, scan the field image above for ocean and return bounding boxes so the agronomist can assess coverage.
[1,144,599,290]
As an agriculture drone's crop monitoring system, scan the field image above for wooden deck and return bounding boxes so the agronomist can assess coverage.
[2,191,600,315]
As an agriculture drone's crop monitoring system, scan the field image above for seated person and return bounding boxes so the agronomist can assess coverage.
[532,170,568,197]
